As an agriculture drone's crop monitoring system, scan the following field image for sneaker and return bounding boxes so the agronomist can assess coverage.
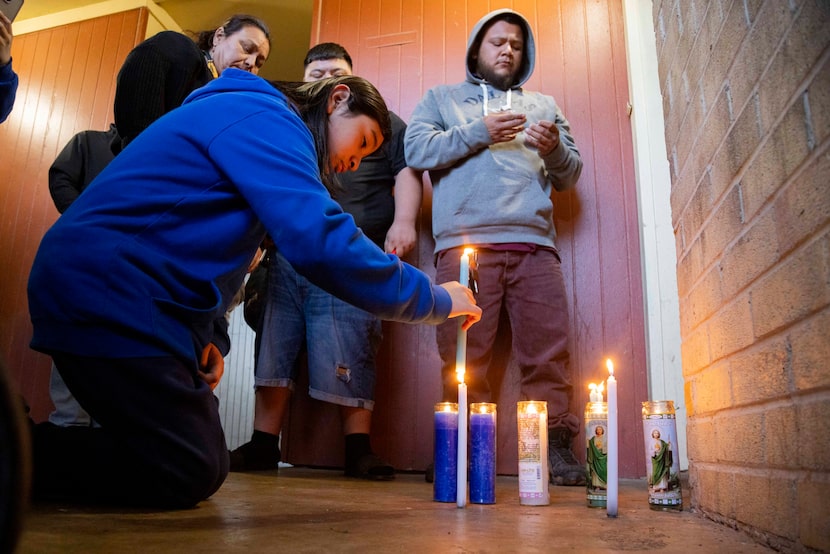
[345,453,395,481]
[548,427,586,486]
[229,437,280,472]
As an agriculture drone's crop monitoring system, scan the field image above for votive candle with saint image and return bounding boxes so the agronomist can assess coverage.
[585,391,608,508]
[642,400,682,511]
[516,400,549,506]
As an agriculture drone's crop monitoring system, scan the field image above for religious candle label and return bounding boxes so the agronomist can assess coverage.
[517,401,549,505]
[433,403,458,503]
[469,403,496,504]
[642,401,683,510]
[585,402,608,508]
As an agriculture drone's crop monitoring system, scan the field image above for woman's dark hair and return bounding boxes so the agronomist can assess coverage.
[196,14,271,51]
[271,76,392,192]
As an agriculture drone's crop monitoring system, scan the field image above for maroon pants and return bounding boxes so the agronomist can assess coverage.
[435,246,580,433]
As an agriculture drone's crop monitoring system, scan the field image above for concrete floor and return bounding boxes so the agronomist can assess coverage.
[16,467,771,553]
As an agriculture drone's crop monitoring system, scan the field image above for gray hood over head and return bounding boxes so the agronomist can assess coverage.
[465,9,536,89]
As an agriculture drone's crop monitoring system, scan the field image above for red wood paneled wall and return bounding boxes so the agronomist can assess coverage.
[0,9,147,421]
[285,0,647,477]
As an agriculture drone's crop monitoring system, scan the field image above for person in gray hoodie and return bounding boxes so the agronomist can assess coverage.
[405,9,585,485]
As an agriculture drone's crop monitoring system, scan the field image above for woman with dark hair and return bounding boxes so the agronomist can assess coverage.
[113,14,271,150]
[27,69,480,509]
[44,14,273,429]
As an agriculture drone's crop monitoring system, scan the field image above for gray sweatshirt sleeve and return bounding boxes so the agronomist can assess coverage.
[541,105,583,192]
[404,87,492,171]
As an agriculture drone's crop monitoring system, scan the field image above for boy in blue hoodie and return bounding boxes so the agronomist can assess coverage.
[405,9,585,485]
[28,70,479,508]
[231,43,423,480]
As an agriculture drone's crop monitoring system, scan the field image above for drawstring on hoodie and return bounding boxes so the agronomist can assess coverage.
[480,83,512,116]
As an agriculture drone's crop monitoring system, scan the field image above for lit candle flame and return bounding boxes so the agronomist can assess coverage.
[456,366,465,384]
[442,404,453,413]
[598,382,605,394]
[589,382,597,392]
[606,358,614,377]
[526,402,538,415]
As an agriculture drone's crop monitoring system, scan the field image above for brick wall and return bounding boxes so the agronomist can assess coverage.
[652,0,829,551]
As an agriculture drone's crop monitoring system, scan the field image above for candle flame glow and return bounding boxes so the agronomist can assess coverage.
[442,404,453,413]
[525,402,538,414]
[589,382,596,392]
[606,358,614,377]
[456,365,465,384]
[463,247,474,257]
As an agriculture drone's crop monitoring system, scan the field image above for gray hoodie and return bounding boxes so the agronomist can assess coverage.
[405,9,582,253]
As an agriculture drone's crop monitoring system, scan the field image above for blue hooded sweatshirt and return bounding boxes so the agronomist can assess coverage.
[404,9,582,253]
[0,58,18,123]
[28,69,451,362]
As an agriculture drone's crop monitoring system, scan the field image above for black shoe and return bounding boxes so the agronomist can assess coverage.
[345,453,395,481]
[229,433,280,472]
[548,427,586,486]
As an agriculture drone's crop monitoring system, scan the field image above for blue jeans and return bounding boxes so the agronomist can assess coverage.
[255,251,382,409]
[435,246,579,433]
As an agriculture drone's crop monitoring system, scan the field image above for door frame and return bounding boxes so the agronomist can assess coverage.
[622,0,686,469]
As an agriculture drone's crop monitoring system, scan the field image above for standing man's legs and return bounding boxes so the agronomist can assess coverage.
[504,248,584,485]
[306,286,393,480]
[230,252,301,471]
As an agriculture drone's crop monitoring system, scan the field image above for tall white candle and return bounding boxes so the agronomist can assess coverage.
[455,248,472,508]
[606,358,618,517]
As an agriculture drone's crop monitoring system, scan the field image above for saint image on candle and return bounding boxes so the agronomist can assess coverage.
[587,425,607,489]
[648,428,673,492]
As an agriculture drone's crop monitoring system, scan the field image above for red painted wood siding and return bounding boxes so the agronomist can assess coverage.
[284,0,647,477]
[0,9,148,421]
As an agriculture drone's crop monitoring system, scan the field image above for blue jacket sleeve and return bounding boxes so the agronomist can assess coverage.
[0,60,18,124]
[210,108,452,325]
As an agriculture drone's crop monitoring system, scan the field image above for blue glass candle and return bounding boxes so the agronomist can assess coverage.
[433,402,458,502]
[470,402,497,504]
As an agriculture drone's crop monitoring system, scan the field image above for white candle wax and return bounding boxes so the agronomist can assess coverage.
[455,248,471,508]
[606,359,618,517]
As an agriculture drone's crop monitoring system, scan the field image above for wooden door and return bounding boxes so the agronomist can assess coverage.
[283,0,647,478]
